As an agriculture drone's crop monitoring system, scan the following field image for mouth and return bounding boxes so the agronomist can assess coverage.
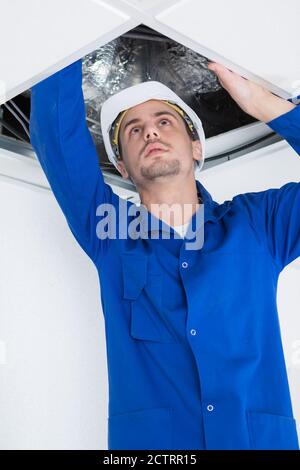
[145,145,169,158]
[146,149,168,157]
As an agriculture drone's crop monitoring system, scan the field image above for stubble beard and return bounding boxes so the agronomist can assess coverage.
[140,157,181,181]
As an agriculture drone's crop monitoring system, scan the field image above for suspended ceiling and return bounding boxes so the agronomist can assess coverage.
[0,0,299,104]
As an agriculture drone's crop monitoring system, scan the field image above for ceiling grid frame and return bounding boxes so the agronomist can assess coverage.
[0,0,298,102]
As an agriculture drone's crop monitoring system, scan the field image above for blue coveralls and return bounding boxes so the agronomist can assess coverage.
[29,59,300,450]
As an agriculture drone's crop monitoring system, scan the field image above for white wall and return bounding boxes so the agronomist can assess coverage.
[0,164,108,449]
[0,137,299,448]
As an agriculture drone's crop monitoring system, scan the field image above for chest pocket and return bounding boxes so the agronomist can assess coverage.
[121,253,177,343]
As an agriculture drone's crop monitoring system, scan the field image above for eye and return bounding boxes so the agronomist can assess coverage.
[129,118,171,135]
[130,126,141,134]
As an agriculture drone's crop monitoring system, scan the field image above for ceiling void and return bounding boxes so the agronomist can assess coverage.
[80,24,259,172]
[2,23,275,176]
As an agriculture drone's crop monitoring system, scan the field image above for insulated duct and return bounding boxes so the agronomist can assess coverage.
[81,25,257,172]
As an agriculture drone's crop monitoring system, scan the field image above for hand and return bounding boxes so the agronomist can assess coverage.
[207,62,296,122]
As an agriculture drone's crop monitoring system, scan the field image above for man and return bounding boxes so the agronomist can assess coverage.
[30,58,300,450]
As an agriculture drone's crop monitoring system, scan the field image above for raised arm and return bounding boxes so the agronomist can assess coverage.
[30,59,115,264]
[208,62,300,271]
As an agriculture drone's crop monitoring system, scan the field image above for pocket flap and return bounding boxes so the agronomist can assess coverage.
[247,410,299,450]
[121,253,147,300]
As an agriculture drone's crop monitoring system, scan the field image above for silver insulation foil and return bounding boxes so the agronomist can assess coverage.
[82,33,221,156]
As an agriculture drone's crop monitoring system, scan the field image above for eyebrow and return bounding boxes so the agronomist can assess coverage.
[122,111,179,135]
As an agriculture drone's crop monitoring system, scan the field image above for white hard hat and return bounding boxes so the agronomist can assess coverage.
[100,81,206,175]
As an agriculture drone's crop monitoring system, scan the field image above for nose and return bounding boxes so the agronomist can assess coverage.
[144,125,159,141]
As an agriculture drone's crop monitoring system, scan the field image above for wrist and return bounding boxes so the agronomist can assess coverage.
[251,93,296,123]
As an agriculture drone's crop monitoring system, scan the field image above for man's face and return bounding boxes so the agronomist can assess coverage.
[116,99,202,186]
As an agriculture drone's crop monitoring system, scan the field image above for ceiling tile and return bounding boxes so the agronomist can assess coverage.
[121,0,162,7]
[0,0,138,104]
[1,0,298,104]
[154,0,300,99]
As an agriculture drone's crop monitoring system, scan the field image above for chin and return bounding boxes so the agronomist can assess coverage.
[140,159,181,180]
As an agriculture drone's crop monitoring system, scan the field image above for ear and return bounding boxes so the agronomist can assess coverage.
[192,140,203,165]
[116,160,130,180]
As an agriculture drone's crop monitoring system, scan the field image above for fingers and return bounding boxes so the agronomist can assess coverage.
[208,62,231,78]
[208,62,244,92]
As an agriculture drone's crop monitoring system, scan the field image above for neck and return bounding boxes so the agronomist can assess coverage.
[138,177,202,227]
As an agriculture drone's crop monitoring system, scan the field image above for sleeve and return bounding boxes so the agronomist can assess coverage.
[29,59,116,265]
[236,104,300,271]
[267,103,300,155]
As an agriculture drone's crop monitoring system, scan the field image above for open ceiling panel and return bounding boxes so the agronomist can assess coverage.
[0,0,299,105]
